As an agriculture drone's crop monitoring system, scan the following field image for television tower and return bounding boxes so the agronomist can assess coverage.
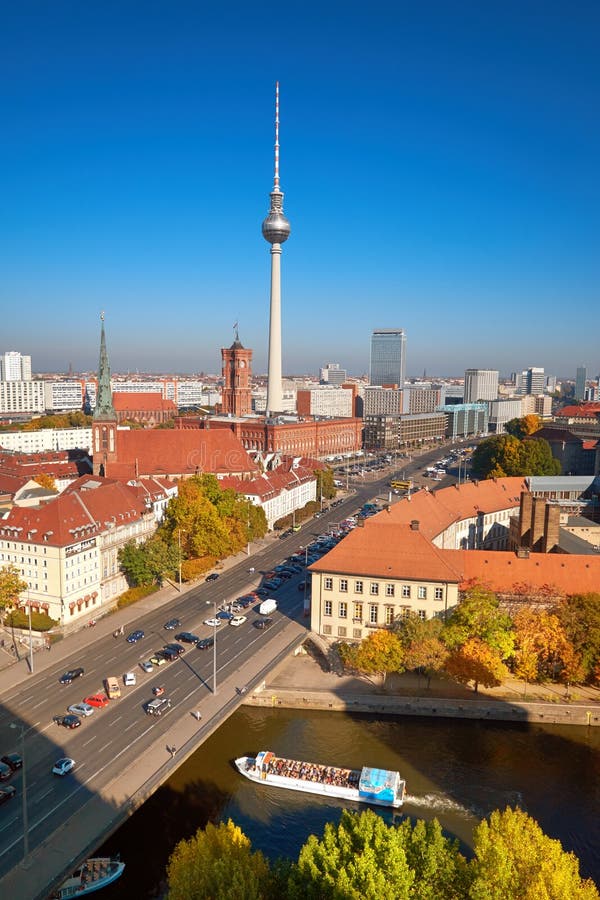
[262,82,291,417]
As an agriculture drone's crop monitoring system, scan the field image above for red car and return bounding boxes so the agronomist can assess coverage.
[83,694,110,709]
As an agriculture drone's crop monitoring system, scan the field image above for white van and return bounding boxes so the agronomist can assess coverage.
[259,598,277,616]
[123,672,136,687]
[145,697,171,717]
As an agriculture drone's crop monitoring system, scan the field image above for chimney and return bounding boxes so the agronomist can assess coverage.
[542,503,560,553]
[410,519,419,531]
[531,496,546,552]
[519,491,532,547]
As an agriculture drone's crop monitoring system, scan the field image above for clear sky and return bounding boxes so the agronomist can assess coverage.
[1,1,598,379]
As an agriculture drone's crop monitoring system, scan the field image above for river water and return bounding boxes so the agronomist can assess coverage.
[98,708,600,897]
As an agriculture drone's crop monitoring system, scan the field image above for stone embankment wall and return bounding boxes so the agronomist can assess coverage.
[246,688,600,727]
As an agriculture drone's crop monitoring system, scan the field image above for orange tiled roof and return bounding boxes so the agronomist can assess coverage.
[556,403,600,418]
[113,392,177,413]
[448,549,600,596]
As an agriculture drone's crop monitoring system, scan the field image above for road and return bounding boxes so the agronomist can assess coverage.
[0,443,454,887]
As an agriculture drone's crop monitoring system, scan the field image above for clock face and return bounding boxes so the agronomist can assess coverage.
[239,360,246,368]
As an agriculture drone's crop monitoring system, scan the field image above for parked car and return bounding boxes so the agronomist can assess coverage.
[196,636,215,650]
[175,632,200,643]
[0,785,16,805]
[164,643,185,656]
[126,630,145,643]
[0,762,11,781]
[139,661,154,673]
[203,618,222,628]
[0,754,22,772]
[255,587,268,598]
[160,647,179,662]
[59,667,85,685]
[83,694,110,709]
[216,610,234,620]
[236,595,255,608]
[123,672,137,686]
[53,714,81,730]
[67,702,94,718]
[149,651,167,666]
[230,615,247,627]
[205,573,220,582]
[253,618,273,630]
[164,618,181,630]
[52,757,75,776]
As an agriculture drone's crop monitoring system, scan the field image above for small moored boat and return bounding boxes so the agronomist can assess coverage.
[235,750,405,809]
[51,856,125,897]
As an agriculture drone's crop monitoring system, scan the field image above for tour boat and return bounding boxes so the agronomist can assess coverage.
[235,750,405,809]
[51,856,125,897]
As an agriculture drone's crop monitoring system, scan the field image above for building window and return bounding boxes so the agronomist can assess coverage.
[353,628,362,639]
[354,580,363,594]
[369,604,378,624]
[435,587,444,601]
[353,602,363,620]
[370,583,379,596]
[338,626,347,638]
[324,600,332,616]
[418,609,426,620]
[402,585,411,598]
[339,602,348,619]
[323,624,332,635]
[339,579,348,593]
[385,606,395,625]
[418,586,427,600]
[385,584,395,597]
[324,577,333,591]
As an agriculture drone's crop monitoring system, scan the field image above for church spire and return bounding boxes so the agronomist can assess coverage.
[94,311,116,420]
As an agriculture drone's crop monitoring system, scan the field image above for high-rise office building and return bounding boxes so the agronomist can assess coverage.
[575,366,587,402]
[516,367,546,396]
[0,351,32,381]
[320,363,347,385]
[463,369,499,403]
[370,329,406,386]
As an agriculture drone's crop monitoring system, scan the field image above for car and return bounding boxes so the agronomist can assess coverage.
[196,636,215,650]
[279,529,292,539]
[164,642,185,655]
[123,672,137,686]
[203,618,222,628]
[230,615,247,627]
[0,785,16,805]
[0,754,23,772]
[160,647,179,662]
[139,660,154,673]
[52,757,75,776]
[205,573,220,582]
[236,595,255,608]
[263,580,281,591]
[0,762,11,781]
[175,632,200,643]
[53,714,81,729]
[255,587,268,598]
[216,610,233,620]
[149,651,167,666]
[84,694,110,709]
[164,618,181,630]
[253,618,273,630]
[59,667,85,685]
[126,630,145,643]
[67,702,94,718]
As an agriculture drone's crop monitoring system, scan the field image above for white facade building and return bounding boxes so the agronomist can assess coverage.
[464,369,499,403]
[0,380,45,415]
[0,427,92,454]
[0,352,32,382]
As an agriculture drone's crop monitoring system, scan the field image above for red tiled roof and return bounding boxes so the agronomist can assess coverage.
[556,403,600,418]
[449,549,600,596]
[113,392,177,413]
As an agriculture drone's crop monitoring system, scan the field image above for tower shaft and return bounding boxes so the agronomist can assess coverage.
[266,245,283,415]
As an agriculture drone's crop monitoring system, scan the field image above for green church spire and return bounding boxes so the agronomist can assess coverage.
[94,311,116,420]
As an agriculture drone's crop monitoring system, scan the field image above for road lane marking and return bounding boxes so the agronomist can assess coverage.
[32,787,53,805]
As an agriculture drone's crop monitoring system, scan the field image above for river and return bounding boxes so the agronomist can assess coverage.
[97,707,600,897]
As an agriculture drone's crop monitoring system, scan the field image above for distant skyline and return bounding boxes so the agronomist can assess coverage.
[1,2,599,379]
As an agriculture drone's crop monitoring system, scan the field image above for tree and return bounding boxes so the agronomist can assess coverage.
[504,415,541,438]
[519,437,561,476]
[445,637,509,693]
[118,541,154,587]
[513,608,582,684]
[315,467,336,501]
[33,473,58,492]
[555,593,600,683]
[288,809,415,900]
[404,637,449,689]
[468,807,599,900]
[339,629,404,685]
[0,565,28,622]
[396,816,469,900]
[442,585,514,660]
[166,819,271,900]
[471,434,560,479]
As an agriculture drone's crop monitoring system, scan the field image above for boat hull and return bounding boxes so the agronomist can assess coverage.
[53,858,125,897]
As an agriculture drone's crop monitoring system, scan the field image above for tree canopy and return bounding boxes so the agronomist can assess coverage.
[442,585,514,659]
[554,593,600,684]
[0,565,28,620]
[471,434,560,479]
[504,414,541,438]
[338,629,404,684]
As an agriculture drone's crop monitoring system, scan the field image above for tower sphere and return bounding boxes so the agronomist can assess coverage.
[262,203,291,244]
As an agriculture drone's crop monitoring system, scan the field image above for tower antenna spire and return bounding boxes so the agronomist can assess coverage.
[274,81,280,191]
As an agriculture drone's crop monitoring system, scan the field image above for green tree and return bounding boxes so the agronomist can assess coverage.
[118,541,154,587]
[395,613,448,688]
[0,565,28,622]
[519,437,561,476]
[396,817,469,900]
[166,819,271,900]
[315,467,336,501]
[339,629,404,685]
[445,637,509,693]
[471,434,560,479]
[288,809,415,900]
[504,414,541,438]
[555,593,600,683]
[442,585,514,660]
[468,807,599,900]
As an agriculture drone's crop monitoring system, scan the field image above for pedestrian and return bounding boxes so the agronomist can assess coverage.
[167,745,176,758]
[193,710,202,721]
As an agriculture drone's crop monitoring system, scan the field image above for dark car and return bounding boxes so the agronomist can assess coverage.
[1,754,23,772]
[53,714,82,730]
[160,647,179,662]
[164,642,185,656]
[175,632,200,643]
[253,618,273,630]
[196,636,215,650]
[164,618,181,630]
[126,630,145,643]
[264,579,282,590]
[59,667,85,685]
[216,609,234,620]
[279,529,292,539]
[0,762,11,781]
[255,587,268,598]
[236,595,254,609]
[205,573,220,582]
[0,785,16,805]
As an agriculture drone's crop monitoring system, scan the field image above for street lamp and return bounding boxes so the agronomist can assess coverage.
[9,722,28,867]
[205,600,217,695]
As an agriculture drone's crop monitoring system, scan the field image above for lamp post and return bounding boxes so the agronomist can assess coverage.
[27,593,33,675]
[205,600,217,695]
[9,722,28,867]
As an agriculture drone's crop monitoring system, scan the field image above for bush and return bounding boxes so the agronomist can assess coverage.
[181,557,215,581]
[5,610,58,632]
[116,584,159,609]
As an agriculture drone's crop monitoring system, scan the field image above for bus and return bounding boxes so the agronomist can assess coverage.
[390,480,411,491]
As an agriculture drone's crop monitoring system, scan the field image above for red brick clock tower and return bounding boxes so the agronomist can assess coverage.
[220,327,253,417]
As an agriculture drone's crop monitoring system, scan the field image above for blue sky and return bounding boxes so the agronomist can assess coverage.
[1,1,598,379]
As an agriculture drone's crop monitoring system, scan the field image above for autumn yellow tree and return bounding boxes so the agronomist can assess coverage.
[33,473,58,492]
[513,608,582,684]
[444,637,509,693]
[0,565,28,623]
[339,629,404,686]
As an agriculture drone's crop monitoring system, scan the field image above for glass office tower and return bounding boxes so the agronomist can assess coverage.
[370,329,406,386]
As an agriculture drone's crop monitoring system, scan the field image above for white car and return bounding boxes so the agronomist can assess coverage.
[139,661,154,673]
[52,757,75,776]
[123,672,136,686]
[229,615,247,627]
[203,618,222,628]
[67,703,94,718]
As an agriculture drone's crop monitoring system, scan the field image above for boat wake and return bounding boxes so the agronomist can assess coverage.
[404,793,476,817]
[405,788,526,820]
